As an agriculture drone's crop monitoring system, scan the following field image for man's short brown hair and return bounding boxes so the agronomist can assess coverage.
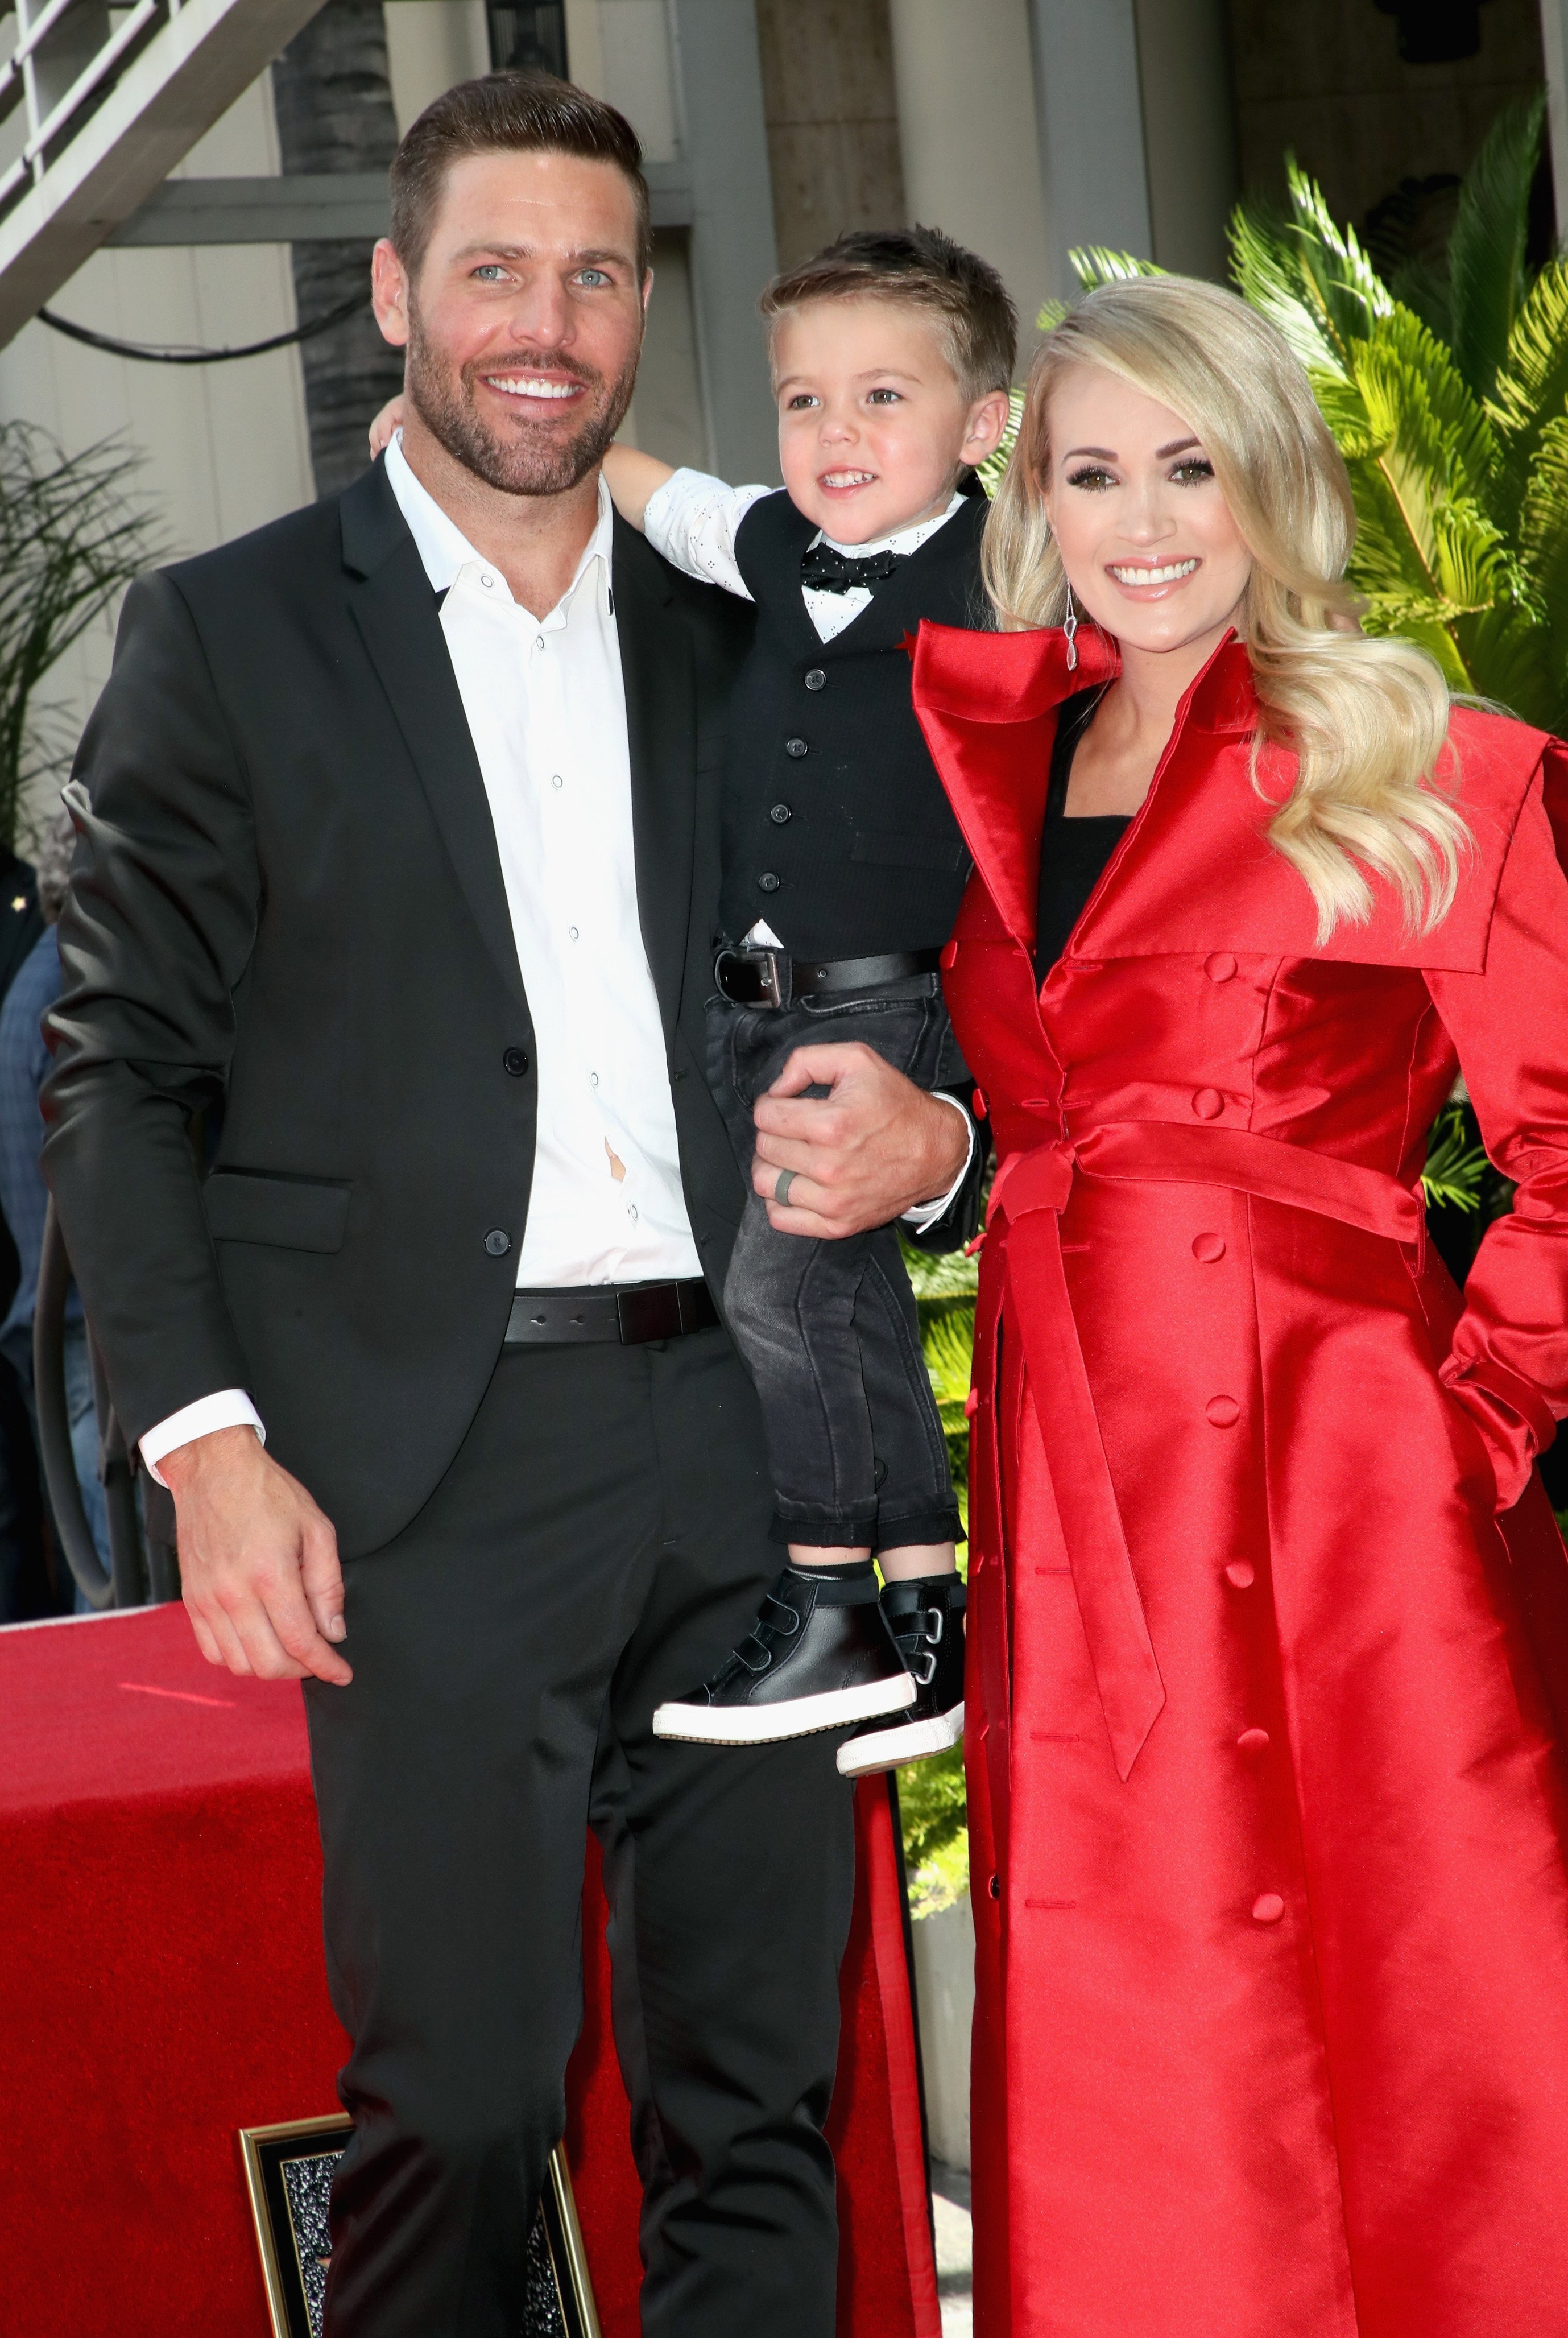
[759,226,1017,402]
[389,72,652,285]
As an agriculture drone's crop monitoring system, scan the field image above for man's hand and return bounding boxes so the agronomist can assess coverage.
[750,1043,970,1238]
[159,1426,352,1685]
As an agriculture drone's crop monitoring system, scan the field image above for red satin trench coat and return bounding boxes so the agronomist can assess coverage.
[912,621,1568,2338]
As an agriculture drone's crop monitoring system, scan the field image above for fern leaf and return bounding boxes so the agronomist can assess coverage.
[1491,255,1568,534]
[1449,93,1545,406]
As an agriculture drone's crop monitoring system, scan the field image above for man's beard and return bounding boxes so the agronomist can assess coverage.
[405,315,638,497]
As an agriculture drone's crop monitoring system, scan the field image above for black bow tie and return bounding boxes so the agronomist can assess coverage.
[800,539,909,594]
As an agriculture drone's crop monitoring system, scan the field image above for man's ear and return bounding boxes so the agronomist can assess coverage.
[371,239,411,350]
[641,267,655,324]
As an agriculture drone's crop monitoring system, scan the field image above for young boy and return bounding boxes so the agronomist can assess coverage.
[610,229,1013,1775]
[370,226,1013,1773]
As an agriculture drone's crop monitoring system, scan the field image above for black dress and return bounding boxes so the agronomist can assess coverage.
[1035,687,1130,986]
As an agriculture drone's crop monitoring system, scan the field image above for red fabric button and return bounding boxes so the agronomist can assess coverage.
[1224,1560,1256,1589]
[1236,1728,1271,1754]
[1205,953,1238,982]
[1206,1394,1241,1427]
[1192,1232,1226,1262]
[1191,1087,1224,1119]
[1251,1893,1285,1924]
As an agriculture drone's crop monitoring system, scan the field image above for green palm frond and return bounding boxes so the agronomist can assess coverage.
[1448,93,1544,406]
[1488,256,1568,527]
[975,387,1025,500]
[1230,164,1393,382]
[1069,246,1166,292]
[1517,410,1568,692]
[1422,1098,1489,1213]
[921,1299,978,1435]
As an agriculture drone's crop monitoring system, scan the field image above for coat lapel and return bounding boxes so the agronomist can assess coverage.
[613,517,698,1032]
[340,463,529,1022]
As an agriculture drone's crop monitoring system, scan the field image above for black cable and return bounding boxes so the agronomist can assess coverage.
[38,288,371,365]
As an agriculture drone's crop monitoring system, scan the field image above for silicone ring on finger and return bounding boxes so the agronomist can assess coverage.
[774,1168,798,1205]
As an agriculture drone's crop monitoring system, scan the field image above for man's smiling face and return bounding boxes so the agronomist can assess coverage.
[374,147,649,497]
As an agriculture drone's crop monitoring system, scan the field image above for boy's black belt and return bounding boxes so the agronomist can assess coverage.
[504,1279,720,1346]
[714,945,942,1009]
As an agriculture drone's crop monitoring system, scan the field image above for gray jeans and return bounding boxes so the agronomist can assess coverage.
[706,975,964,1550]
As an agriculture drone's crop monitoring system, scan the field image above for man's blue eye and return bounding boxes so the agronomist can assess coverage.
[577,269,612,287]
[474,265,508,282]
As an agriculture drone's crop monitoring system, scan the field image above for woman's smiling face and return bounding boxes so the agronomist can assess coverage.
[1041,363,1253,656]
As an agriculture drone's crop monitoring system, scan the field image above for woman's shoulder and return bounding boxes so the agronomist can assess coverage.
[1446,701,1557,809]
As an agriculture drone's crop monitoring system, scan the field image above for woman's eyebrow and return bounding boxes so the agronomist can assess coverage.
[1063,446,1118,461]
[1157,436,1203,458]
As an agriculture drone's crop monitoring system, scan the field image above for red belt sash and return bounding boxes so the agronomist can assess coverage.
[984,1121,1425,1780]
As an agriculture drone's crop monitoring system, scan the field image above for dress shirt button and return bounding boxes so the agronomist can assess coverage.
[1251,1893,1285,1925]
[568,926,580,941]
[1191,1087,1224,1119]
[770,803,792,824]
[503,1048,529,1077]
[589,1072,600,1088]
[1224,1560,1256,1589]
[484,1228,511,1257]
[535,634,545,650]
[480,572,496,589]
[1236,1728,1271,1755]
[551,774,564,790]
[626,1204,638,1221]
[1205,952,1238,982]
[1206,1394,1241,1427]
[785,736,809,758]
[758,871,781,893]
[1192,1232,1226,1262]
[804,667,827,691]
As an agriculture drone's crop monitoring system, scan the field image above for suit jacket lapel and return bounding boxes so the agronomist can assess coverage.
[614,517,697,1033]
[339,464,528,1023]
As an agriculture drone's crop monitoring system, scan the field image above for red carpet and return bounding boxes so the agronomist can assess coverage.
[0,1604,939,2337]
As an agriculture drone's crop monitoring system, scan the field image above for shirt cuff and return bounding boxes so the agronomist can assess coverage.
[900,1092,978,1230]
[140,1390,266,1487]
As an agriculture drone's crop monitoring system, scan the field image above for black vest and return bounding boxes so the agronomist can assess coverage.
[717,487,987,959]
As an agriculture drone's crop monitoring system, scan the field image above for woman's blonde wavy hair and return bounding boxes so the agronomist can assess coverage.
[983,274,1468,939]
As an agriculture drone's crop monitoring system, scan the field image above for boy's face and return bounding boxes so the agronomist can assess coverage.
[771,298,1010,544]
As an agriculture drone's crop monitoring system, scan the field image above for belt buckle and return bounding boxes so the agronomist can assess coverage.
[715,947,791,1008]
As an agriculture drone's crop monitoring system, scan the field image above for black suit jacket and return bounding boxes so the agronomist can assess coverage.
[40,461,760,1555]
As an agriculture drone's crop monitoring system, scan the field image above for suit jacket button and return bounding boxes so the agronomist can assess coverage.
[770,803,792,824]
[503,1048,529,1076]
[785,736,809,757]
[758,871,781,893]
[485,1228,512,1257]
[1192,1087,1224,1118]
[804,667,827,691]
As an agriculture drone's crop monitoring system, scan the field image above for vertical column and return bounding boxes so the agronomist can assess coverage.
[887,0,1054,354]
[1543,0,1568,243]
[1024,0,1152,296]
[665,0,779,480]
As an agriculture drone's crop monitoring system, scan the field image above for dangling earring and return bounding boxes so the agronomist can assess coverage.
[1063,580,1079,672]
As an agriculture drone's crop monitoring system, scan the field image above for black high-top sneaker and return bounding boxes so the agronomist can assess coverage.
[652,1564,916,1746]
[835,1574,966,1777]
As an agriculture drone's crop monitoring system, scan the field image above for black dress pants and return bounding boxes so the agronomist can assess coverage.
[303,1327,856,2337]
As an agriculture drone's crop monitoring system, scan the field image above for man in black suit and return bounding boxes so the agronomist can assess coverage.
[42,75,972,2338]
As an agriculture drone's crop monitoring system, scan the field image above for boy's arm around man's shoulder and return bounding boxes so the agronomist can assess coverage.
[40,568,260,1451]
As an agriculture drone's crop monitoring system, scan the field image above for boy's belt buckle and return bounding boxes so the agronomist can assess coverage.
[715,947,792,1008]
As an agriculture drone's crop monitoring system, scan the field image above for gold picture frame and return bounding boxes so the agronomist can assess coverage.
[239,2115,601,2338]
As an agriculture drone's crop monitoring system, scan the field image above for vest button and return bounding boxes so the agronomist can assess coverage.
[785,736,809,757]
[1191,1087,1224,1118]
[758,871,781,893]
[484,1228,511,1257]
[804,667,827,691]
[770,803,792,824]
[503,1047,529,1077]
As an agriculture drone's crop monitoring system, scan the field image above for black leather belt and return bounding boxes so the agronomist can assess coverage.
[713,945,942,1009]
[504,1279,720,1346]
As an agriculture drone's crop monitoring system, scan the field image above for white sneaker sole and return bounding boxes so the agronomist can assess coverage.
[836,1700,965,1778]
[652,1670,916,1746]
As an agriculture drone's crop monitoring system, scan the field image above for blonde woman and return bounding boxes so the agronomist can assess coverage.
[912,275,1568,2336]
